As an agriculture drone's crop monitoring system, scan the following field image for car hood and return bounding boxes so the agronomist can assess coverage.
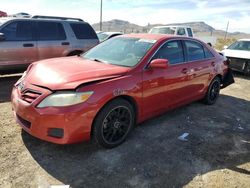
[221,49,250,59]
[24,56,130,90]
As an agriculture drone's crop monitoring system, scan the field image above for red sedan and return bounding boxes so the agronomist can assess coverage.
[11,34,234,148]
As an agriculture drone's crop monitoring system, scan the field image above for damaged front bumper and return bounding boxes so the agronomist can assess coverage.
[221,68,235,89]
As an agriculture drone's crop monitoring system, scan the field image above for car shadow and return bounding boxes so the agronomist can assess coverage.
[22,94,250,188]
[0,75,21,103]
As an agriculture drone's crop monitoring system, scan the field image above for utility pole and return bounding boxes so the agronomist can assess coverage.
[224,21,229,39]
[100,0,103,31]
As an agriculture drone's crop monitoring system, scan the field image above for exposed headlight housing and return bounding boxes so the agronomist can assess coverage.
[37,91,93,108]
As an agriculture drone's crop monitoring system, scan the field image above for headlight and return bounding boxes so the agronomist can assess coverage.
[37,91,93,108]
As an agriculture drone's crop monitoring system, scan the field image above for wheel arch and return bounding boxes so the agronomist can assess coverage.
[90,95,139,137]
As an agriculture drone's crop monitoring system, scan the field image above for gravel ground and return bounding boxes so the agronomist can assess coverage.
[0,73,249,188]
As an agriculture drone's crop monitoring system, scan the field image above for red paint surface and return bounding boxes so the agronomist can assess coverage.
[11,34,228,144]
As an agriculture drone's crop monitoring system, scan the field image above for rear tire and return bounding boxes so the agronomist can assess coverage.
[93,99,135,148]
[203,77,221,105]
[243,63,250,76]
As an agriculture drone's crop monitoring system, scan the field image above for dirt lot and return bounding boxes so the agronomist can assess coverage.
[0,73,249,188]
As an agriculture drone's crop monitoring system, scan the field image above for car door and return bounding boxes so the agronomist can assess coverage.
[183,40,213,99]
[0,20,38,67]
[36,21,69,60]
[142,40,194,118]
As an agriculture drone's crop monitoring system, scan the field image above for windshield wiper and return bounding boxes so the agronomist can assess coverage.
[91,58,109,64]
[93,58,103,63]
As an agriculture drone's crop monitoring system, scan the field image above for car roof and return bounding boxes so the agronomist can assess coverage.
[0,16,85,23]
[152,25,192,29]
[238,39,250,41]
[102,32,122,35]
[121,33,188,40]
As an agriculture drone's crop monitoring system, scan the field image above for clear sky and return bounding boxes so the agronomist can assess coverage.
[1,0,250,33]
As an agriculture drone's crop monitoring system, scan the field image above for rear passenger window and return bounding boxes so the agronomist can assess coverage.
[204,47,214,58]
[177,28,186,36]
[152,40,184,64]
[70,23,97,39]
[37,22,66,41]
[185,41,205,61]
[187,28,193,37]
[1,21,33,41]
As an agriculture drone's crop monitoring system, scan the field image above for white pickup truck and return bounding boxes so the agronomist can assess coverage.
[149,25,217,46]
[149,25,194,37]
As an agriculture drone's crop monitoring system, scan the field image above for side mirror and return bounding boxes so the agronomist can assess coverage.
[223,45,228,49]
[0,33,5,41]
[149,59,169,69]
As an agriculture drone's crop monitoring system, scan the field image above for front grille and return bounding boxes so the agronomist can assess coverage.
[21,89,42,104]
[228,57,246,64]
[16,114,31,129]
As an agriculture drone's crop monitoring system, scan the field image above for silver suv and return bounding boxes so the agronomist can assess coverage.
[0,15,99,71]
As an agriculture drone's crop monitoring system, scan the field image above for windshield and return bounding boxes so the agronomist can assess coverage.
[149,27,175,34]
[97,33,109,42]
[228,41,250,51]
[83,37,156,67]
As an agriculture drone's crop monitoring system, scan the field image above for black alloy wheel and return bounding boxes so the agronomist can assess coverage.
[93,99,135,148]
[203,77,221,105]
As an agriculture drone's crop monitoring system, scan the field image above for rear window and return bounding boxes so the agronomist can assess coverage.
[70,23,97,39]
[1,21,33,41]
[204,47,214,59]
[187,28,193,37]
[37,22,66,41]
[185,40,205,61]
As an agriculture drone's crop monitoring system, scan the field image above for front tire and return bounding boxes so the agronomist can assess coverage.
[93,99,135,148]
[203,77,221,105]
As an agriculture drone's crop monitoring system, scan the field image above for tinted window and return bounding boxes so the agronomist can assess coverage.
[187,28,193,37]
[177,28,186,36]
[153,40,184,64]
[185,41,205,61]
[70,23,97,39]
[1,21,33,41]
[37,22,66,41]
[204,47,214,58]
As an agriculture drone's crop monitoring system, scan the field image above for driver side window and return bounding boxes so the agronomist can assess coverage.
[152,40,185,65]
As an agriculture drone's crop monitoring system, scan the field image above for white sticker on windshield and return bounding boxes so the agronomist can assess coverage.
[138,39,157,43]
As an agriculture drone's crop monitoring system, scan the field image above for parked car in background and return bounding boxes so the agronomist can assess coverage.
[0,15,99,71]
[149,25,194,37]
[0,11,7,17]
[97,31,123,42]
[12,12,31,18]
[11,34,234,148]
[221,39,250,75]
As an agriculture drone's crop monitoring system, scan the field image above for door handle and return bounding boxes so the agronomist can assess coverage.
[23,43,34,47]
[61,42,70,46]
[181,68,189,74]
